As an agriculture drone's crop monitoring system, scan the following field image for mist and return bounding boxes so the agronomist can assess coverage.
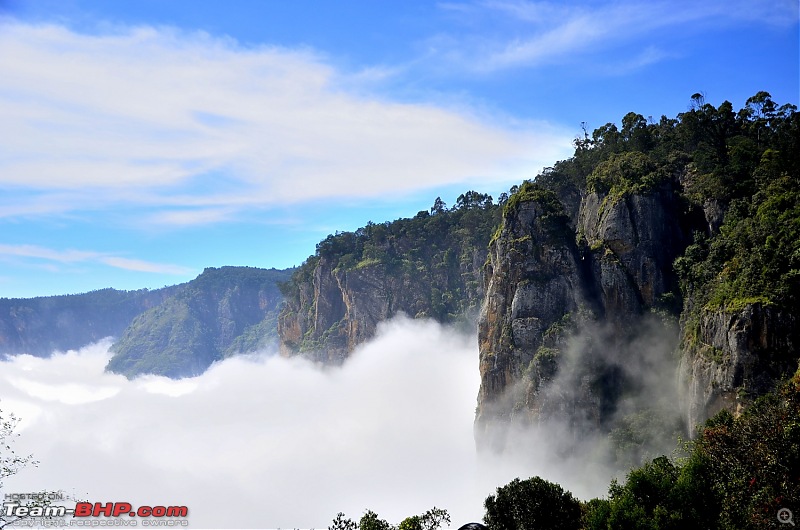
[1,316,620,528]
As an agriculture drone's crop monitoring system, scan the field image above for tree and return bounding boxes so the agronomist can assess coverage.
[484,476,582,530]
[329,512,357,530]
[359,510,392,530]
[418,507,450,530]
[430,197,446,214]
[0,406,45,530]
[0,406,36,490]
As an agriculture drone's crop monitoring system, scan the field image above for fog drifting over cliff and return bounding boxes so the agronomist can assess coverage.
[0,316,614,528]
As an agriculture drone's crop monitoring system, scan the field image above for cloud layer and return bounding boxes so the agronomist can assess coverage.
[0,20,569,226]
[0,317,616,528]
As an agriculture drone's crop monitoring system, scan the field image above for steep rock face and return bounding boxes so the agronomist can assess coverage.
[278,248,487,362]
[107,266,292,378]
[678,304,799,429]
[476,184,690,448]
[579,189,686,320]
[0,287,177,357]
[476,197,588,445]
[278,201,498,361]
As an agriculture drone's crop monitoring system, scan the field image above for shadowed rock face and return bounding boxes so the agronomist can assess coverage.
[475,185,691,450]
[678,304,799,429]
[278,251,487,363]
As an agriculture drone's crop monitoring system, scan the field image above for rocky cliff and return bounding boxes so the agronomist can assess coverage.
[476,94,799,448]
[107,266,292,378]
[475,181,691,448]
[678,303,798,430]
[278,193,500,362]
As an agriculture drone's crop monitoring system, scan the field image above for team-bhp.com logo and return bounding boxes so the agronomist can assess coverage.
[3,494,189,527]
[73,503,188,519]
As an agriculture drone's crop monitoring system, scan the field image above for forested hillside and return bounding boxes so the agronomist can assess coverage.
[107,266,292,378]
[0,266,293,379]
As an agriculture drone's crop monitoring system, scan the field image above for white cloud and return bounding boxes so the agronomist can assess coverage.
[0,317,613,528]
[434,0,799,73]
[0,21,571,225]
[0,243,191,275]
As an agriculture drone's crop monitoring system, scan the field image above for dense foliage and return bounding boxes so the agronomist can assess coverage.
[484,477,582,530]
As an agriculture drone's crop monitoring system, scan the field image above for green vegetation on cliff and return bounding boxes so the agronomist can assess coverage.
[475,90,798,465]
[533,91,799,314]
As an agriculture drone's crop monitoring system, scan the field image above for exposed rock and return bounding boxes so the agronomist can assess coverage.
[678,303,799,430]
[476,196,588,447]
[702,198,725,234]
[579,188,686,315]
[278,255,486,363]
[278,202,499,361]
[475,183,691,449]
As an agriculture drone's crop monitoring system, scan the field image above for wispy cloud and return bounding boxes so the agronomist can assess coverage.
[0,244,98,263]
[0,243,191,275]
[98,257,191,275]
[0,21,571,226]
[432,0,799,73]
[146,207,237,227]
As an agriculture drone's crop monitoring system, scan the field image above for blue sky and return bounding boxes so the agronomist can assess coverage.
[0,0,797,298]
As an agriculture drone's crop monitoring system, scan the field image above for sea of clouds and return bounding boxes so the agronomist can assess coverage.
[0,316,614,528]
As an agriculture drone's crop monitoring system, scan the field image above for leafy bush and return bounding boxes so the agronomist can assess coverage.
[484,476,582,530]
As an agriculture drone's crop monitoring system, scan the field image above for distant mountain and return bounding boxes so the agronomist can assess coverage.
[107,266,293,378]
[0,266,293,379]
[0,286,179,356]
